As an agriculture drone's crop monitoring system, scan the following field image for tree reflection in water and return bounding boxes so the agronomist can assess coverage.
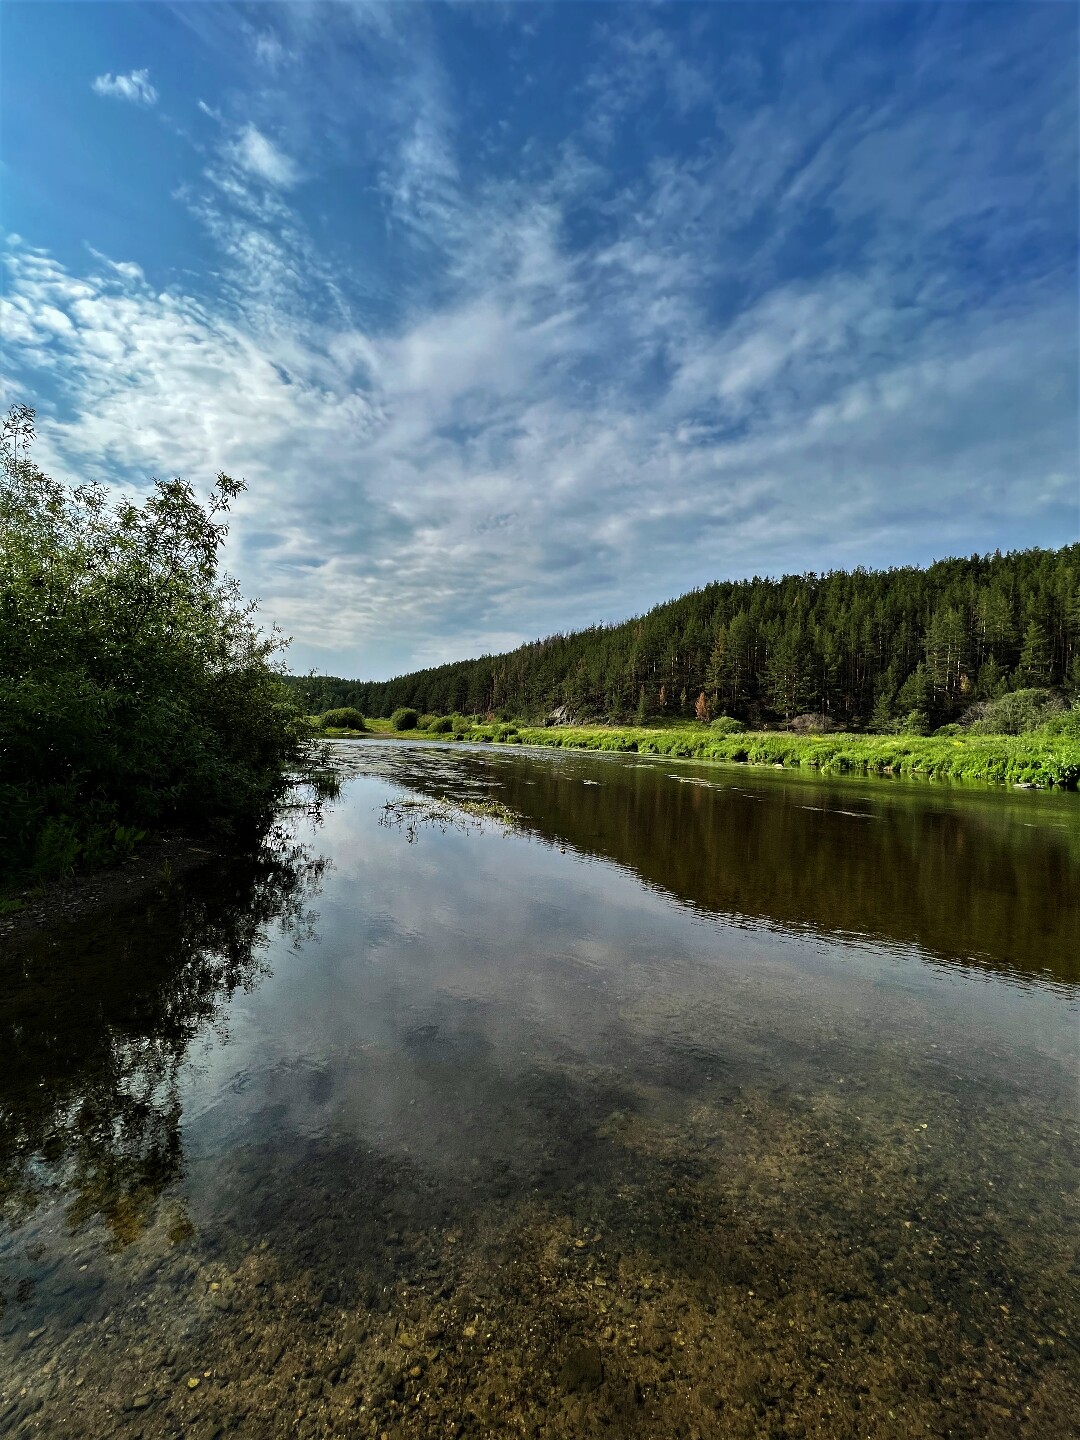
[0,820,327,1247]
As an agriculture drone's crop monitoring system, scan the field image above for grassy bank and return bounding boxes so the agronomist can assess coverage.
[509,725,1080,788]
[344,717,1080,789]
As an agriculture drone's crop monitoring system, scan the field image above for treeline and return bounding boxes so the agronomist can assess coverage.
[288,546,1080,729]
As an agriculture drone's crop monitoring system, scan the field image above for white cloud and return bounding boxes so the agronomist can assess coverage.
[10,6,1077,678]
[227,124,302,189]
[253,30,286,71]
[91,68,158,106]
[3,227,1073,679]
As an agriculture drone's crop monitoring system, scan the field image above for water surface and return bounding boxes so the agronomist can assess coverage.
[1,742,1077,1439]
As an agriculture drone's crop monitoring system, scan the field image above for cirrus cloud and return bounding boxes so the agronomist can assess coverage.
[227,123,302,189]
[7,2,1077,679]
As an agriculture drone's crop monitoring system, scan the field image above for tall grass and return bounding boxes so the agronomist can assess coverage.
[458,723,1080,788]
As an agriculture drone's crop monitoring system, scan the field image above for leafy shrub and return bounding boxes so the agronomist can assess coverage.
[32,816,82,878]
[900,710,931,736]
[0,404,310,882]
[428,716,453,733]
[964,688,1065,735]
[710,716,746,736]
[320,707,366,731]
[390,707,419,731]
[416,714,437,730]
[789,713,837,734]
[1040,705,1080,738]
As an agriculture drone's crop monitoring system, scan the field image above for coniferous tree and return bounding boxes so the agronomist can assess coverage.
[287,546,1078,729]
[925,606,968,704]
[765,626,812,720]
[1017,620,1052,687]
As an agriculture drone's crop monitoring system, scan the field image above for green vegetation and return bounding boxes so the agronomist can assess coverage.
[390,707,419,731]
[318,707,366,732]
[504,724,1080,789]
[378,794,521,841]
[336,710,1079,789]
[963,688,1066,735]
[0,405,311,884]
[288,545,1080,731]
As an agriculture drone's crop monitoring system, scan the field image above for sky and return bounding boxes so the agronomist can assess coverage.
[1,2,1077,679]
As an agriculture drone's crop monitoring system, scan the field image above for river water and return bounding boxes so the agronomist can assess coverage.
[1,740,1077,1438]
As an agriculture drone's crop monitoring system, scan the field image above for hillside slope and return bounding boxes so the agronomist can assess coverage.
[289,546,1079,729]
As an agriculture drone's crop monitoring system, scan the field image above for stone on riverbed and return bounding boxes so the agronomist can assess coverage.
[558,1342,603,1393]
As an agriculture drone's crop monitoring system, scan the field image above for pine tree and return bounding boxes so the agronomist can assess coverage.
[976,586,1014,663]
[1017,620,1051,687]
[869,692,896,734]
[765,628,812,720]
[976,655,1008,700]
[896,662,934,717]
[290,546,1078,727]
[925,606,968,707]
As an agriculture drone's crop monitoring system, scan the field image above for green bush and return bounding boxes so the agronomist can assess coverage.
[901,709,931,736]
[320,707,366,731]
[965,688,1065,735]
[1040,705,1080,738]
[0,404,310,882]
[710,715,746,736]
[428,716,454,734]
[390,707,419,731]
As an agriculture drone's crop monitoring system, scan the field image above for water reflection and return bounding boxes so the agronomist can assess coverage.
[345,740,1080,982]
[0,824,326,1246]
[0,746,1077,1440]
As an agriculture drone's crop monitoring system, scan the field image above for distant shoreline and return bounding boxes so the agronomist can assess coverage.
[323,720,1080,791]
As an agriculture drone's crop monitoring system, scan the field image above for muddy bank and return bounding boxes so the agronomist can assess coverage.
[0,839,217,947]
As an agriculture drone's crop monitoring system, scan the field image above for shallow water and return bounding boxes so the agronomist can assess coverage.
[1,741,1078,1439]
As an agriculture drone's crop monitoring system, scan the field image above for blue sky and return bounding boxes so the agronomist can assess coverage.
[2,2,1077,678]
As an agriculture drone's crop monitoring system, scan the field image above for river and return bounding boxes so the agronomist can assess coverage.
[1,740,1077,1438]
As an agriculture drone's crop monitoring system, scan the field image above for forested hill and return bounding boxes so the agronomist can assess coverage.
[289,546,1080,729]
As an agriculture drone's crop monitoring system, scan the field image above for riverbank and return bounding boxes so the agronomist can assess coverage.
[351,720,1080,789]
[0,835,216,942]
